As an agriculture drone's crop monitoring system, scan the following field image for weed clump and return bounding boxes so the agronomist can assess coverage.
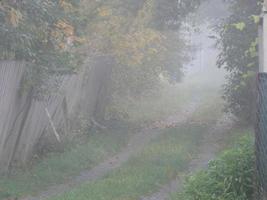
[177,136,255,200]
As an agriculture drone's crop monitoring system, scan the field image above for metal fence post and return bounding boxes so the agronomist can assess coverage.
[256,1,267,199]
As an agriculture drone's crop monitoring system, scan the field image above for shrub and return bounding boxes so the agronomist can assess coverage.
[177,136,255,200]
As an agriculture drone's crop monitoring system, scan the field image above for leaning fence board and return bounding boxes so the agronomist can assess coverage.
[0,56,114,173]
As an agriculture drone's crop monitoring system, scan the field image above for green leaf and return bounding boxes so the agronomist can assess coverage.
[251,15,260,24]
[231,22,246,31]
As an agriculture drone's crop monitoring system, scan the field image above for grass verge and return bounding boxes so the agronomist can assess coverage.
[171,131,255,200]
[0,127,132,199]
[170,129,254,200]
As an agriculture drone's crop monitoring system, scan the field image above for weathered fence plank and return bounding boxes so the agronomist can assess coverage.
[0,56,114,173]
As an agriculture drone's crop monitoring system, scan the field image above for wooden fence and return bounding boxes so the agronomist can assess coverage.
[0,56,114,173]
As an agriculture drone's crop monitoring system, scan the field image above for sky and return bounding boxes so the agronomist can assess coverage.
[183,0,229,82]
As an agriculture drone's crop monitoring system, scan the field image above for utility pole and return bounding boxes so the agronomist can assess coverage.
[264,0,267,70]
[256,0,267,199]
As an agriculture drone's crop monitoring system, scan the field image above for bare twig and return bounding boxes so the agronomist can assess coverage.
[45,107,61,143]
[91,118,107,130]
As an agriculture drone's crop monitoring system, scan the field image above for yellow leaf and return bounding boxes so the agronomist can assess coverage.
[73,36,86,44]
[59,0,74,12]
[98,7,112,17]
[6,8,22,27]
[55,20,74,36]
[58,42,66,50]
[232,22,246,31]
[251,15,260,24]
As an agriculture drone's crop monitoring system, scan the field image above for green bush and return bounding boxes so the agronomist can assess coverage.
[177,136,255,200]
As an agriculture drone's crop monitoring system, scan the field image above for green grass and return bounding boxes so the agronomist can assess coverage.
[169,127,254,200]
[0,127,132,199]
[171,133,254,200]
[48,124,209,200]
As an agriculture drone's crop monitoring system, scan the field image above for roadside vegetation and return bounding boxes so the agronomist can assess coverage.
[46,85,229,200]
[0,127,132,199]
[48,124,208,200]
[114,80,194,126]
[215,0,261,123]
[0,82,194,200]
[172,132,255,200]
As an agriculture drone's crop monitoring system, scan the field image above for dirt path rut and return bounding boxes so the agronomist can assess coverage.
[141,114,234,200]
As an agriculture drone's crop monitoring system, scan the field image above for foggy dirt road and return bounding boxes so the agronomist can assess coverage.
[21,96,201,200]
[141,114,234,200]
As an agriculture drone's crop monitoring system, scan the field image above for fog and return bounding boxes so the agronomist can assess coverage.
[184,0,228,82]
[0,0,261,199]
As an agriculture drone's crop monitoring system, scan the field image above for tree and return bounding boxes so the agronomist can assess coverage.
[75,0,203,121]
[81,0,202,95]
[215,0,261,123]
[152,0,203,30]
[0,0,83,94]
